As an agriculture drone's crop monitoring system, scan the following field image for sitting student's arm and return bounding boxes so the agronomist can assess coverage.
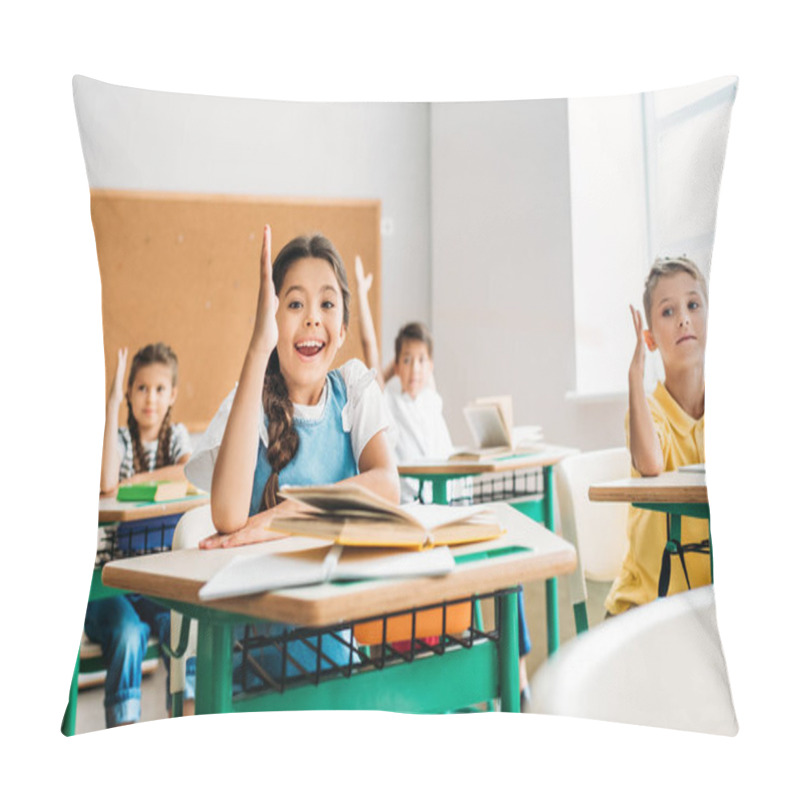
[100,347,128,494]
[354,255,389,389]
[340,429,400,504]
[118,457,191,488]
[201,433,399,550]
[628,305,664,476]
[211,225,279,534]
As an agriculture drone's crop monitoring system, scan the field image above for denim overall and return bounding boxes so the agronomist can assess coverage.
[234,369,360,687]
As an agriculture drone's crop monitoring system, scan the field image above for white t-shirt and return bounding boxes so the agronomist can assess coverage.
[185,359,390,492]
[384,375,453,462]
[383,375,454,503]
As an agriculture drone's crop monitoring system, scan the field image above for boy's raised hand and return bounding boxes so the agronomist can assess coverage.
[252,224,279,353]
[355,255,373,296]
[629,305,647,382]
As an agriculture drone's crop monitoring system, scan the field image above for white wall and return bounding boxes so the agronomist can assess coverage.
[431,100,627,450]
[73,76,431,362]
[74,77,625,452]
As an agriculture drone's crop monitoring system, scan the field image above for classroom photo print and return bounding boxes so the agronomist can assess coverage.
[67,74,737,736]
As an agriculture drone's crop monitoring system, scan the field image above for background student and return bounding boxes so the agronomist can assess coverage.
[354,256,453,481]
[88,342,192,727]
[605,257,710,616]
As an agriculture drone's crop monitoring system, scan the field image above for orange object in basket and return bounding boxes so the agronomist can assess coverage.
[354,601,472,645]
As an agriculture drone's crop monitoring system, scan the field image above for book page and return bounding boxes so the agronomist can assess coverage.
[476,395,514,435]
[278,483,423,528]
[198,548,331,601]
[463,405,511,448]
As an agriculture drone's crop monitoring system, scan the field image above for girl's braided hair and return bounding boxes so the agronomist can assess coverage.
[126,342,179,474]
[262,233,350,509]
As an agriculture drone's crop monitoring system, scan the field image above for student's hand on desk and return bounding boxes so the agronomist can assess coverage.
[250,224,279,355]
[199,506,290,549]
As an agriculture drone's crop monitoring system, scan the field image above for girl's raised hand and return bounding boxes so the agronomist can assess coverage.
[251,224,279,354]
[354,255,373,296]
[110,347,128,404]
[629,305,647,382]
[199,506,289,549]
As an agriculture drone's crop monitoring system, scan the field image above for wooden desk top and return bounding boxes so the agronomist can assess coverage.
[588,470,707,505]
[103,503,576,627]
[398,445,577,477]
[98,492,209,523]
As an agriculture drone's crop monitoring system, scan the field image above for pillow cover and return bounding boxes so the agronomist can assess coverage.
[69,74,737,736]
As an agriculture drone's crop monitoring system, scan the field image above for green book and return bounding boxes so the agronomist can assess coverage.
[116,480,190,503]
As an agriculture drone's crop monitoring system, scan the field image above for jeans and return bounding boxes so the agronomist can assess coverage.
[518,593,532,656]
[84,595,179,727]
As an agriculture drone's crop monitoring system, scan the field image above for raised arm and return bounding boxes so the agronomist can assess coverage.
[100,347,128,494]
[210,225,280,533]
[354,256,388,388]
[627,305,664,476]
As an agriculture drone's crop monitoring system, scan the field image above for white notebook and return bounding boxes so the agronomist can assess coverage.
[198,544,456,601]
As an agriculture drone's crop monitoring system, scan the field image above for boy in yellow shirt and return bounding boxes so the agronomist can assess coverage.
[605,257,710,615]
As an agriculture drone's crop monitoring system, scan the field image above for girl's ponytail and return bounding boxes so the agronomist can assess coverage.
[155,405,174,469]
[127,397,148,474]
[262,350,299,509]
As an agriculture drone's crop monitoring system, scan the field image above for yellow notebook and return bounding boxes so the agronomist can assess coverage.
[272,484,505,549]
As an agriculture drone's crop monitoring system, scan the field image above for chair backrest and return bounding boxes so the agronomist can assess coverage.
[555,448,631,593]
[529,585,738,735]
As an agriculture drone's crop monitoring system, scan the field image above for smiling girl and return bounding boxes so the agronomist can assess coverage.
[605,257,710,615]
[196,227,399,547]
[182,227,397,686]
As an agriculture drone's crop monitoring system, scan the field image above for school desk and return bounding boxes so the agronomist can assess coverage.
[399,445,576,654]
[101,502,577,715]
[588,469,711,596]
[61,492,210,736]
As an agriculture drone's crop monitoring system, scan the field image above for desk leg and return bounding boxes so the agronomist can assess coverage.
[195,619,233,715]
[542,466,559,655]
[498,591,521,712]
[60,649,80,736]
[431,477,449,505]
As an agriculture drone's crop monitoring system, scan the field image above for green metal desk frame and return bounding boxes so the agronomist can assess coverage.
[632,501,713,591]
[149,585,521,716]
[407,464,559,655]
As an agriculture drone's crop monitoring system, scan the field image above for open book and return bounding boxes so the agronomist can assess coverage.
[198,544,456,601]
[450,395,543,461]
[270,483,505,549]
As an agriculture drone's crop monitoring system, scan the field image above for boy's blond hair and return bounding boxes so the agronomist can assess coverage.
[643,257,708,328]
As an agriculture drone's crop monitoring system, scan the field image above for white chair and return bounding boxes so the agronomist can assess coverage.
[555,447,631,633]
[168,504,215,711]
[529,585,738,735]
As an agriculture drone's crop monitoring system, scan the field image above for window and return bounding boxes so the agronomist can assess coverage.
[568,77,736,398]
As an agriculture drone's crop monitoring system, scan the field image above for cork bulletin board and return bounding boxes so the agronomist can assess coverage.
[91,190,382,431]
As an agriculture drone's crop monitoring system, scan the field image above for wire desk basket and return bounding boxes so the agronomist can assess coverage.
[233,586,521,699]
[95,513,184,567]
